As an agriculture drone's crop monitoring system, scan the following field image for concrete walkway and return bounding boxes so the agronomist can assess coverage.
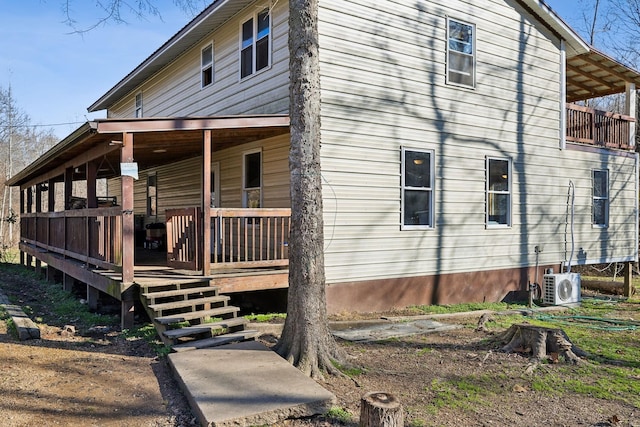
[168,340,336,427]
[0,289,40,340]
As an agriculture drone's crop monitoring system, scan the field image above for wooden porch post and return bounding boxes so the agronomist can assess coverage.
[121,132,135,329]
[26,187,35,272]
[625,82,636,148]
[19,188,25,267]
[202,130,212,276]
[47,179,55,212]
[31,184,42,278]
[64,167,73,210]
[87,161,98,208]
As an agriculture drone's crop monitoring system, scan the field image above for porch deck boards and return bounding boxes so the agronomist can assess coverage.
[91,263,289,296]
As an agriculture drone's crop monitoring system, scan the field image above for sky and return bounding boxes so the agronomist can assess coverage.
[0,0,589,140]
[0,0,209,138]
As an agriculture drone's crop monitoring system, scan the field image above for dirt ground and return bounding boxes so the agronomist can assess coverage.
[1,267,639,426]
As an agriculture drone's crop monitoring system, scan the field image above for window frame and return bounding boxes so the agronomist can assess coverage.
[201,42,214,88]
[134,92,143,118]
[146,172,157,217]
[401,147,435,230]
[592,169,609,228]
[486,157,511,228]
[242,149,262,208]
[239,8,271,80]
[446,17,476,89]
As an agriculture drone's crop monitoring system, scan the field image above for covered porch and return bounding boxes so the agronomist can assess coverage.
[564,46,640,151]
[8,116,291,328]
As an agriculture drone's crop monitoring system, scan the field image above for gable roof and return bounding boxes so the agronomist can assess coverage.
[88,0,640,112]
[88,0,255,113]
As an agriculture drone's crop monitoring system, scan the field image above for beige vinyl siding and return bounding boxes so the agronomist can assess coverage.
[106,134,290,223]
[108,0,289,119]
[318,0,637,284]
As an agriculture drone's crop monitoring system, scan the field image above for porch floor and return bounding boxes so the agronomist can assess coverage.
[93,246,289,293]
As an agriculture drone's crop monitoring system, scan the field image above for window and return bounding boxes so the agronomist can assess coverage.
[240,9,270,79]
[147,173,157,217]
[447,18,475,88]
[593,169,609,227]
[243,150,261,208]
[486,158,511,226]
[201,43,214,88]
[135,92,143,118]
[401,148,434,229]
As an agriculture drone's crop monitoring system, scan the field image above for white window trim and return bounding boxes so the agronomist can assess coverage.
[592,169,609,228]
[401,147,435,230]
[486,157,512,228]
[242,148,262,208]
[446,16,476,89]
[239,8,272,81]
[201,41,214,88]
[134,92,143,118]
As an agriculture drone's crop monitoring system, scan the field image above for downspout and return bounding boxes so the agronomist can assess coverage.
[560,40,567,150]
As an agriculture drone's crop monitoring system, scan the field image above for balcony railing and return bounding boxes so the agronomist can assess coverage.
[20,207,123,271]
[566,103,635,150]
[211,208,291,269]
[166,207,291,271]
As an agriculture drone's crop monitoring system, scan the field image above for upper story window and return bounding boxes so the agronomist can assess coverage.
[593,169,609,227]
[243,149,262,208]
[486,158,511,227]
[201,43,214,88]
[401,148,434,229]
[240,8,271,79]
[135,92,143,118]
[447,18,476,88]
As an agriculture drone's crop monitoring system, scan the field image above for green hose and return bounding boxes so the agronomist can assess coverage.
[534,313,640,331]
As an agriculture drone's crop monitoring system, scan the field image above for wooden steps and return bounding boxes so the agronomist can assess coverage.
[138,277,255,351]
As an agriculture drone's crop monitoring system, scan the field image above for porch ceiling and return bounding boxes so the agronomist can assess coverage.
[7,115,290,188]
[566,48,640,103]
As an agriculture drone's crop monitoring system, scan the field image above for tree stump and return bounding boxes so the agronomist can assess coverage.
[497,323,589,364]
[359,392,403,427]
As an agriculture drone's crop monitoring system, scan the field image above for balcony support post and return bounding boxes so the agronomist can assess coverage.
[625,82,636,148]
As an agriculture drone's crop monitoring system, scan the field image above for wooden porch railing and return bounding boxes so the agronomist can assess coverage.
[20,207,123,271]
[211,208,291,270]
[566,103,635,150]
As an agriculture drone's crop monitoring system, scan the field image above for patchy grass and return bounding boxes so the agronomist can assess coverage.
[409,301,529,315]
[245,313,286,323]
[122,324,172,357]
[325,406,354,424]
[0,262,118,333]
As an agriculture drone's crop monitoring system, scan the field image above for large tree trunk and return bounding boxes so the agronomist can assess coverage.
[274,0,346,379]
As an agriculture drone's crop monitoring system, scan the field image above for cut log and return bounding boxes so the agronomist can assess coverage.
[359,392,403,427]
[497,323,588,364]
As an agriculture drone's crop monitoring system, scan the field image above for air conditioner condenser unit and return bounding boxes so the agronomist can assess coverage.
[542,272,581,305]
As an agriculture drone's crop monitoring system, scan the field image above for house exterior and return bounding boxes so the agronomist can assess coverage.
[7,0,640,326]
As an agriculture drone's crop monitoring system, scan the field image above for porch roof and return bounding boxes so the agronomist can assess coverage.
[566,47,640,103]
[7,115,290,188]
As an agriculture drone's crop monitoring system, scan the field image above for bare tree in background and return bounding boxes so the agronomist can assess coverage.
[0,86,58,247]
[63,0,210,33]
